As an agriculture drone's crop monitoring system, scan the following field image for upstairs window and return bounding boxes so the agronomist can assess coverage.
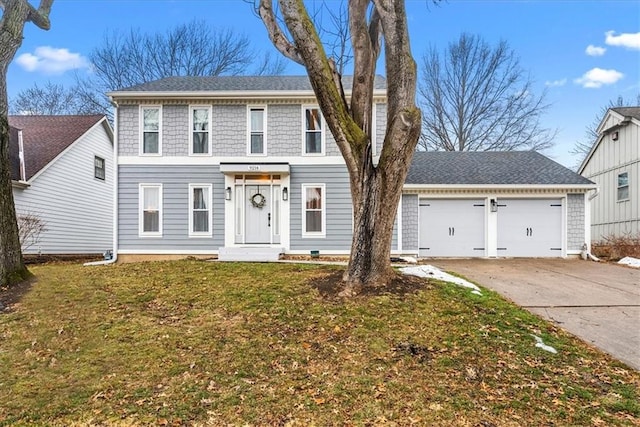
[304,107,323,155]
[94,156,105,180]
[248,106,266,155]
[190,106,211,155]
[141,106,161,155]
[139,184,162,236]
[189,184,212,237]
[617,172,629,201]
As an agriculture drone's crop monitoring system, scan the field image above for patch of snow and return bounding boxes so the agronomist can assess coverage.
[399,256,418,264]
[618,257,640,268]
[531,334,558,354]
[401,265,482,296]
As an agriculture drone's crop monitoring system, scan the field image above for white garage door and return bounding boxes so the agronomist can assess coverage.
[419,199,486,257]
[497,198,563,257]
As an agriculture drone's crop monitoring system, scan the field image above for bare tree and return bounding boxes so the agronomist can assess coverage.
[0,0,54,287]
[258,0,424,295]
[10,81,101,115]
[419,33,555,152]
[572,94,640,160]
[17,212,47,252]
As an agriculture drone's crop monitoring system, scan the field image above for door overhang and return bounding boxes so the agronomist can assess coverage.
[220,162,290,174]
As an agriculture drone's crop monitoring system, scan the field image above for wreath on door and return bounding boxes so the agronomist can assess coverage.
[250,192,266,208]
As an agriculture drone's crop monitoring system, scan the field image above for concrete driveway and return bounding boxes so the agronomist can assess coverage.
[430,259,640,370]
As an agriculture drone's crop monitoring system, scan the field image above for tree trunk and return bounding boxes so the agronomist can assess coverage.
[0,0,53,287]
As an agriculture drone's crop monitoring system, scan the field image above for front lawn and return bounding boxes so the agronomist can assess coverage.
[0,260,638,426]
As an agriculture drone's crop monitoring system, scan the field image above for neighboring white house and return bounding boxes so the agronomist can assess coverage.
[9,115,114,255]
[579,107,640,242]
[107,75,596,261]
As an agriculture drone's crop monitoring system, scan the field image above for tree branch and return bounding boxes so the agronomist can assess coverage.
[258,0,303,65]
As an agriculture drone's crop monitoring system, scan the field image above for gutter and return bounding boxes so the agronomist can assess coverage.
[85,100,119,267]
[588,187,600,201]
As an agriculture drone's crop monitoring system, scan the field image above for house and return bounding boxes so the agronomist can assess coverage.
[578,107,640,242]
[9,115,114,255]
[107,76,595,261]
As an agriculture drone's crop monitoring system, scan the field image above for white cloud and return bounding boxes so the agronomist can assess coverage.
[585,45,606,56]
[605,31,640,50]
[545,78,567,87]
[574,68,624,88]
[15,46,90,74]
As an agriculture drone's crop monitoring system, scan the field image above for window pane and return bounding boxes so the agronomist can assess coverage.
[143,211,159,232]
[143,109,159,131]
[618,173,629,187]
[193,188,206,209]
[193,109,208,131]
[193,211,209,232]
[618,187,629,200]
[306,187,322,209]
[306,132,321,154]
[193,132,207,154]
[306,108,321,131]
[144,187,159,210]
[251,109,264,132]
[144,132,158,153]
[251,134,264,154]
[306,211,322,232]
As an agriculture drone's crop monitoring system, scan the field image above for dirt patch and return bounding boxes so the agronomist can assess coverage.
[309,269,432,299]
[0,276,36,313]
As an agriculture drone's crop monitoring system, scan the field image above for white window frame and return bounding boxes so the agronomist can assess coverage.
[247,105,267,156]
[302,105,325,156]
[301,183,326,238]
[189,105,212,156]
[617,172,630,202]
[189,183,213,237]
[94,156,105,181]
[139,184,163,237]
[139,105,162,156]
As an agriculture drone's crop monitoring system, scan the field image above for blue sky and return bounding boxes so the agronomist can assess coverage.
[6,0,640,168]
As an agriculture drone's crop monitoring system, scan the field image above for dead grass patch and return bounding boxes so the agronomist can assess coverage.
[0,260,638,426]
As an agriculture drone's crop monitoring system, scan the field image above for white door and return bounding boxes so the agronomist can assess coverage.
[419,199,486,257]
[245,185,271,244]
[497,198,563,257]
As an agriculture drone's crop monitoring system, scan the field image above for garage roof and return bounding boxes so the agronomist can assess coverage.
[406,151,594,185]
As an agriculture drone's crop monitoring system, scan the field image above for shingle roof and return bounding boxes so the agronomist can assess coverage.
[406,151,594,186]
[111,75,387,93]
[9,115,106,181]
[611,106,640,121]
[9,126,21,181]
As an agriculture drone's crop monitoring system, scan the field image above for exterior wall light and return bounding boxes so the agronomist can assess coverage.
[225,186,232,201]
[282,187,288,201]
[490,198,498,212]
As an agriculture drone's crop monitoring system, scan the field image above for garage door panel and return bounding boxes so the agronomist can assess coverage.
[419,199,485,257]
[497,198,563,257]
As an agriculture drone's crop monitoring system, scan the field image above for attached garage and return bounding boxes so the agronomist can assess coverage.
[401,151,597,258]
[419,199,485,257]
[496,198,563,257]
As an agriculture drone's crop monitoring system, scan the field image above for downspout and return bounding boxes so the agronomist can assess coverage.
[581,187,600,262]
[85,101,119,266]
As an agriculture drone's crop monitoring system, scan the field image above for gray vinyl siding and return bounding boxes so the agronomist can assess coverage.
[213,104,245,157]
[289,165,352,251]
[268,104,301,156]
[567,194,586,251]
[13,123,113,254]
[581,115,639,242]
[375,103,386,154]
[118,105,138,156]
[163,105,189,156]
[118,165,224,251]
[401,194,419,252]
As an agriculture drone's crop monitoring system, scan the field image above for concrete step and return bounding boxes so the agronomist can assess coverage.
[218,246,284,262]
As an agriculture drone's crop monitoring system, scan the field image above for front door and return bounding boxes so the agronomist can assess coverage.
[245,185,271,244]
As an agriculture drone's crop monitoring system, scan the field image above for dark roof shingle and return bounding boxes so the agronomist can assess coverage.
[611,106,640,121]
[406,151,594,186]
[9,115,106,181]
[112,75,387,93]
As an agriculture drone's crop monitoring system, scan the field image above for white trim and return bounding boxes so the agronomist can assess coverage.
[138,183,163,237]
[302,105,325,156]
[139,105,162,156]
[584,192,592,252]
[188,105,212,156]
[188,183,213,238]
[403,184,597,191]
[108,88,388,99]
[301,183,326,238]
[118,155,346,166]
[616,171,630,202]
[247,105,267,156]
[371,103,377,157]
[17,129,26,181]
[396,196,402,252]
[118,249,219,255]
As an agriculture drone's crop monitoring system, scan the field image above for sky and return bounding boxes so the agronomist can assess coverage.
[6,0,640,169]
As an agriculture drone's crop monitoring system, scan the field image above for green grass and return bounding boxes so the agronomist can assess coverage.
[0,260,638,426]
